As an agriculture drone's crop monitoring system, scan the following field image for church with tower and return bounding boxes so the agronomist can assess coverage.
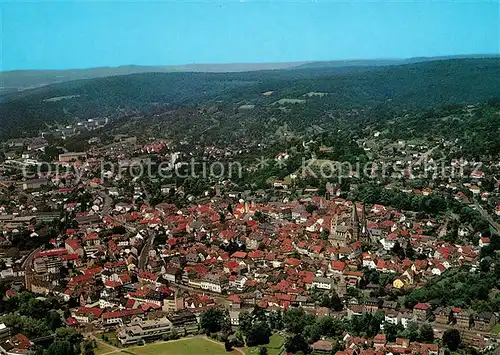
[328,202,368,248]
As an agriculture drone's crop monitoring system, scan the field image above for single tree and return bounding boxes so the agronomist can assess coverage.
[239,310,253,335]
[224,340,232,352]
[442,328,461,351]
[285,334,309,354]
[404,321,419,341]
[200,308,226,333]
[246,321,271,347]
[418,323,434,342]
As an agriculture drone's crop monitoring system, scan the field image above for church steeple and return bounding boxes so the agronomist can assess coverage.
[330,213,338,237]
[351,202,359,240]
[360,203,367,235]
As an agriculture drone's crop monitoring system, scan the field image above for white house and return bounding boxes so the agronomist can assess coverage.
[380,234,398,251]
[312,276,334,290]
[200,274,228,294]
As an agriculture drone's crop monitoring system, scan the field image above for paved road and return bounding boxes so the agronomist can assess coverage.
[95,188,137,232]
[420,145,440,160]
[97,189,113,217]
[474,200,500,234]
[106,215,137,233]
[23,246,42,289]
[138,231,154,271]
[140,181,151,206]
[22,247,40,269]
[173,283,230,306]
[31,334,56,344]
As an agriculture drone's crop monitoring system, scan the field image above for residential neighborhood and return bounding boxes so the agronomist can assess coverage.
[0,125,499,355]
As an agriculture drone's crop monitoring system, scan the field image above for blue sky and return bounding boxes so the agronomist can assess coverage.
[1,1,499,70]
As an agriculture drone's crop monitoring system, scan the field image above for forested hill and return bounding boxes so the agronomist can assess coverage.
[2,54,497,91]
[0,62,306,91]
[290,54,500,70]
[1,58,499,139]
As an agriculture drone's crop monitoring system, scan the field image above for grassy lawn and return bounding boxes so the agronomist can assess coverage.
[493,323,500,334]
[94,342,116,355]
[101,331,121,348]
[129,338,228,355]
[245,334,285,355]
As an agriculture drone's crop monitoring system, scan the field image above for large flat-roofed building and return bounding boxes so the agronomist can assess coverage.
[59,152,87,162]
[0,324,10,342]
[166,310,198,334]
[22,178,49,191]
[117,317,173,345]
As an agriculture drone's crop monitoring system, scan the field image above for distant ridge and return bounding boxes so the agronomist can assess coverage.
[1,57,499,139]
[0,62,307,91]
[290,54,500,70]
[0,54,498,91]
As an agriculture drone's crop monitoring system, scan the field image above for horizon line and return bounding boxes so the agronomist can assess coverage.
[2,53,499,73]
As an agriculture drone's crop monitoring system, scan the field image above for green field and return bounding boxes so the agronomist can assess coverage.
[101,332,121,348]
[493,323,500,334]
[94,342,116,355]
[245,334,285,355]
[128,338,229,355]
[272,98,306,105]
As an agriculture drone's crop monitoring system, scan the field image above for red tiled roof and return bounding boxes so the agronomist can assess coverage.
[331,261,346,271]
[77,307,103,319]
[125,298,136,309]
[12,333,31,350]
[68,274,93,287]
[83,232,99,241]
[224,260,240,270]
[138,271,158,281]
[343,270,364,278]
[227,294,240,303]
[231,251,247,259]
[105,281,122,288]
[141,302,161,311]
[38,248,68,258]
[102,308,143,319]
[414,302,431,310]
[60,253,79,261]
[83,267,102,275]
[285,258,301,266]
[248,250,264,259]
[65,238,81,251]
